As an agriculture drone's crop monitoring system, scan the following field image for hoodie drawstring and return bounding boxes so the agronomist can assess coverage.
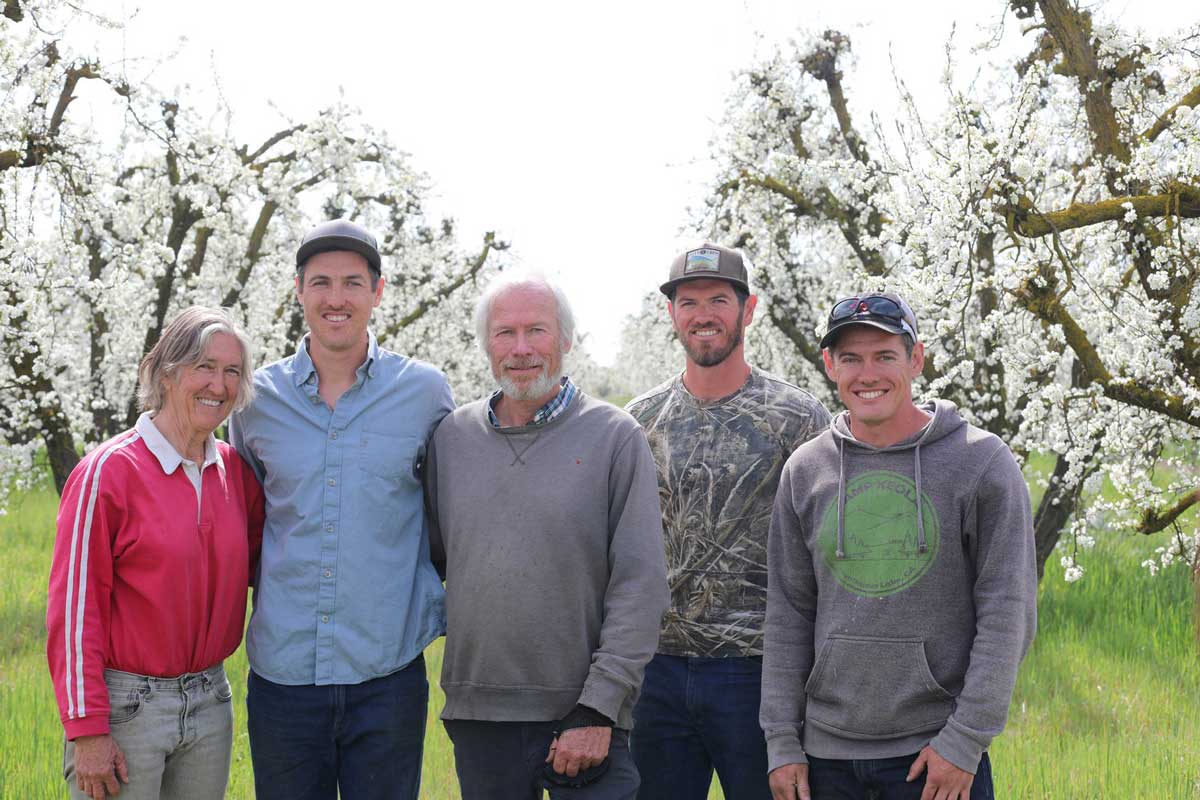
[914,443,927,553]
[836,437,847,559]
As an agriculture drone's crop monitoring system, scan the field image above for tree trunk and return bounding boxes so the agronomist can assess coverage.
[1033,452,1076,580]
[44,427,80,495]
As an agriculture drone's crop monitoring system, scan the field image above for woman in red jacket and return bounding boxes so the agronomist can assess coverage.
[47,306,265,800]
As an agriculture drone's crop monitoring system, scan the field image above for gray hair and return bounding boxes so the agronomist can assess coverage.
[473,272,576,351]
[137,306,256,414]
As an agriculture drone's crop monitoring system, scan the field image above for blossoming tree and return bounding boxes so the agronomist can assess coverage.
[0,0,503,503]
[630,0,1199,581]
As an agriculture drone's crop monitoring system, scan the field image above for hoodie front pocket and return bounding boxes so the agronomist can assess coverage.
[804,635,954,740]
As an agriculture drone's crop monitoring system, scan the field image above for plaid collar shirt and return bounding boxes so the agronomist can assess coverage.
[487,376,577,428]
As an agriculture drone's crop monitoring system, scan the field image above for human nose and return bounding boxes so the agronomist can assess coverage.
[511,331,534,354]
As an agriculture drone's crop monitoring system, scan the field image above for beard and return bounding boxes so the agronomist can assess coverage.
[497,359,562,402]
[680,318,744,367]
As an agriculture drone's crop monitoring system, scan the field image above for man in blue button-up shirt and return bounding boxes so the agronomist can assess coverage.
[230,219,453,800]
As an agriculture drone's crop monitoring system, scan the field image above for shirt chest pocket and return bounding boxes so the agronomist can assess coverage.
[359,431,421,485]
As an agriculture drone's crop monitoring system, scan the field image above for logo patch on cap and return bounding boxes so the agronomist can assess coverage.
[684,248,720,274]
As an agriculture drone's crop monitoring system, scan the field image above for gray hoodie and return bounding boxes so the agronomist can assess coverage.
[760,399,1037,774]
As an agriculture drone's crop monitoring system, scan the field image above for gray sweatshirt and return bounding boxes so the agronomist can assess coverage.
[761,399,1037,774]
[426,391,669,729]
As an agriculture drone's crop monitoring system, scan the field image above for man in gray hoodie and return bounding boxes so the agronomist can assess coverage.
[426,273,669,800]
[761,293,1037,800]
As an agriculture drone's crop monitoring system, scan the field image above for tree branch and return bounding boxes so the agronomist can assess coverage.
[377,232,501,341]
[1013,267,1197,426]
[1011,186,1200,237]
[1141,82,1200,143]
[1138,488,1200,535]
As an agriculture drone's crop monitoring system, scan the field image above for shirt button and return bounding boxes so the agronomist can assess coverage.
[323,569,332,578]
[325,523,334,532]
[327,478,336,487]
[322,615,330,623]
[330,431,338,440]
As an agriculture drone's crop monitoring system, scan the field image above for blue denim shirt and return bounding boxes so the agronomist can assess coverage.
[229,332,453,686]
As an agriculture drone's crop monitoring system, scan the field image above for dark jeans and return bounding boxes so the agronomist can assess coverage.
[246,654,428,800]
[807,752,994,800]
[630,654,770,800]
[444,719,640,800]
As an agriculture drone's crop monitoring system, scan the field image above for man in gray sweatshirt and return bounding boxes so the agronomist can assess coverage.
[762,293,1037,800]
[426,273,669,800]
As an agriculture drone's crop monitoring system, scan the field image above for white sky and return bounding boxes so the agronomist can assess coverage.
[86,0,1174,364]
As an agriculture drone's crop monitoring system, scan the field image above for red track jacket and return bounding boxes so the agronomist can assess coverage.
[46,427,264,739]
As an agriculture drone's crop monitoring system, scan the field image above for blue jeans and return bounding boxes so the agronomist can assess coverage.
[64,664,233,800]
[807,752,994,800]
[630,654,770,800]
[246,654,427,800]
[444,719,640,799]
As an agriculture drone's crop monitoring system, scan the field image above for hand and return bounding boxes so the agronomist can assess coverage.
[768,762,810,800]
[907,746,974,800]
[544,726,612,778]
[73,734,129,800]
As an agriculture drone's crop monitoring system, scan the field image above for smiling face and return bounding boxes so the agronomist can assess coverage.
[160,332,244,440]
[668,278,756,368]
[485,283,569,403]
[823,325,925,443]
[296,250,383,358]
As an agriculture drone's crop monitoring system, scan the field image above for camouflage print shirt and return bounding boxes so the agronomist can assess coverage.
[626,367,830,657]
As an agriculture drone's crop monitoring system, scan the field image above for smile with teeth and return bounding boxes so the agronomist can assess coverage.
[691,328,721,338]
[197,398,224,407]
[323,313,350,322]
[857,389,886,400]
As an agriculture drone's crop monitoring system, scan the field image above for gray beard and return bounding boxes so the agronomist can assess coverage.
[498,369,561,402]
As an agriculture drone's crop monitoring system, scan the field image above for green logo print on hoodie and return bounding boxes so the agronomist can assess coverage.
[817,470,940,598]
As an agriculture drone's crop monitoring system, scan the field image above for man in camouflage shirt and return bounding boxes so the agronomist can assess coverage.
[626,244,830,799]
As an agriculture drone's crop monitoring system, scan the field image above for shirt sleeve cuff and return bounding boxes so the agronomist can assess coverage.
[929,719,987,774]
[766,732,808,772]
[64,716,111,740]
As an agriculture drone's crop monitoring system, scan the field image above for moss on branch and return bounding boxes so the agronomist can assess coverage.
[1011,187,1200,237]
[1138,489,1200,535]
[1014,271,1197,426]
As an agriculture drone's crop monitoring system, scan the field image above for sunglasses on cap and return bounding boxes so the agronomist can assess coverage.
[828,295,908,324]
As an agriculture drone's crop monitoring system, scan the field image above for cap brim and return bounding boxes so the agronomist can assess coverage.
[660,274,750,297]
[819,318,909,349]
[296,236,382,275]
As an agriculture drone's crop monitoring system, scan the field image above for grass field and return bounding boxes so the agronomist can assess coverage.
[2,483,1198,798]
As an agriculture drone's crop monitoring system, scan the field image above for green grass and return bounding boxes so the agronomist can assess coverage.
[3,485,1198,798]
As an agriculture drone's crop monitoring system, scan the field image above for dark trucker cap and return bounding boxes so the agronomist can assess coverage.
[296,219,382,277]
[819,292,920,349]
[660,243,750,297]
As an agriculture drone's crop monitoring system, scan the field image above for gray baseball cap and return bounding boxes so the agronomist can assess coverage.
[660,243,750,297]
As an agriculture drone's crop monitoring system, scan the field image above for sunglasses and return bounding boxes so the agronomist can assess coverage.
[829,295,908,324]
